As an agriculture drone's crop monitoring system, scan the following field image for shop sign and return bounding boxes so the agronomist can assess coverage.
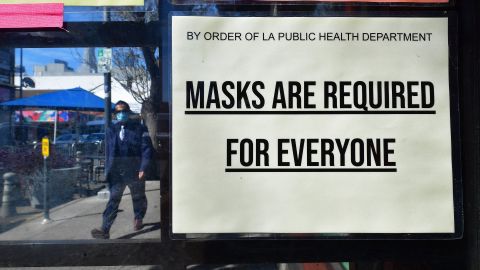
[97,48,112,73]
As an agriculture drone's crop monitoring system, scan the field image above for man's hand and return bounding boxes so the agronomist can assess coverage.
[138,171,145,181]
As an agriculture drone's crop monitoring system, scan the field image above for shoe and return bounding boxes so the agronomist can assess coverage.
[91,228,110,239]
[134,219,143,231]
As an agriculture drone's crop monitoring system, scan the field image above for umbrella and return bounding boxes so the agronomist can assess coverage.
[1,87,114,143]
[1,87,113,111]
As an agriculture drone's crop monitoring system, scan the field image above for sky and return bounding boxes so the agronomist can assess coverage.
[62,5,157,22]
[14,4,159,75]
[16,48,84,75]
[64,7,104,22]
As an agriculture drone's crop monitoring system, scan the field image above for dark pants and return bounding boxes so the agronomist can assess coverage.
[102,173,147,232]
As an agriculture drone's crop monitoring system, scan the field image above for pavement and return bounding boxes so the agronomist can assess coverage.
[0,181,160,241]
[0,181,346,270]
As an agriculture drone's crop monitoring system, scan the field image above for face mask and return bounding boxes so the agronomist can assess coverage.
[116,111,129,122]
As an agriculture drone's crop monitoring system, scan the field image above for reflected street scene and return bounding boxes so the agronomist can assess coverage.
[0,47,167,240]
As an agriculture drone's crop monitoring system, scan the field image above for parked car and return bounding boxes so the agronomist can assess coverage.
[74,133,105,155]
[55,133,79,145]
[32,133,79,147]
[83,119,118,134]
[53,133,80,156]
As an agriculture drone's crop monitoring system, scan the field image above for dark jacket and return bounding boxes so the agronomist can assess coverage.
[105,120,153,179]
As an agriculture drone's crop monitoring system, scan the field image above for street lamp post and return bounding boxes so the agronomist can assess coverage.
[103,8,112,178]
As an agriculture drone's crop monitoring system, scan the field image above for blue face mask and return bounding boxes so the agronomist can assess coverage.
[116,111,129,122]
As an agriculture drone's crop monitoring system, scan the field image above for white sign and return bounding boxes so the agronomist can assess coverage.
[97,48,112,73]
[171,16,455,234]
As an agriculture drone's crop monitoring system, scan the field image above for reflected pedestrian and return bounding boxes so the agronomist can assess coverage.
[91,100,153,239]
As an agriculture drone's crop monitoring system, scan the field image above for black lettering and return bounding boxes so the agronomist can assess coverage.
[350,138,365,167]
[368,81,383,109]
[421,81,435,108]
[353,81,368,111]
[339,81,352,109]
[384,138,396,166]
[186,81,204,109]
[384,82,390,109]
[272,81,287,109]
[321,139,334,166]
[291,139,304,166]
[324,81,337,109]
[256,139,269,166]
[240,139,254,166]
[288,81,302,108]
[307,139,319,166]
[251,81,265,109]
[221,81,235,109]
[226,139,238,166]
[335,138,350,166]
[407,81,420,108]
[304,81,316,109]
[392,81,405,108]
[206,82,220,108]
[237,81,251,108]
[278,139,289,166]
[366,139,381,166]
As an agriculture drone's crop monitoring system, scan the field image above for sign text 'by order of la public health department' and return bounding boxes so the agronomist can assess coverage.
[171,16,455,234]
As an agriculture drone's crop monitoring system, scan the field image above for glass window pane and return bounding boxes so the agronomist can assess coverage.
[0,47,163,241]
[64,0,158,22]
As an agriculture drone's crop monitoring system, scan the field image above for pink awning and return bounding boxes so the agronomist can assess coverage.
[0,3,63,29]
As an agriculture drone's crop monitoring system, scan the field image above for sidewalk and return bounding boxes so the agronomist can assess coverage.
[0,181,160,241]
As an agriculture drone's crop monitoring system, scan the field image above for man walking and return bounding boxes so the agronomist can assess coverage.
[91,100,153,239]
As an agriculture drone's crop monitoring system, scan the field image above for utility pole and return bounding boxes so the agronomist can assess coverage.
[17,48,24,143]
[19,48,22,98]
[103,8,112,168]
[41,137,51,224]
[103,8,112,129]
[104,72,111,130]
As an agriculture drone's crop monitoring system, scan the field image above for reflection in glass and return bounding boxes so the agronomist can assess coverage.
[0,47,162,240]
[64,0,158,22]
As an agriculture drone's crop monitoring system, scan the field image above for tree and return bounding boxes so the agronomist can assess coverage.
[74,2,217,156]
[110,1,163,152]
[112,46,162,152]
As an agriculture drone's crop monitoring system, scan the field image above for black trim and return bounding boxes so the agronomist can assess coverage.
[0,21,161,48]
[0,0,475,267]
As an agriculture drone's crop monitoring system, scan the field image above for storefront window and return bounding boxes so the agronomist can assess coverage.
[0,46,163,241]
[0,0,475,269]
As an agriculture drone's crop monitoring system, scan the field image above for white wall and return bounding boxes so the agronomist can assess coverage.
[15,74,142,113]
